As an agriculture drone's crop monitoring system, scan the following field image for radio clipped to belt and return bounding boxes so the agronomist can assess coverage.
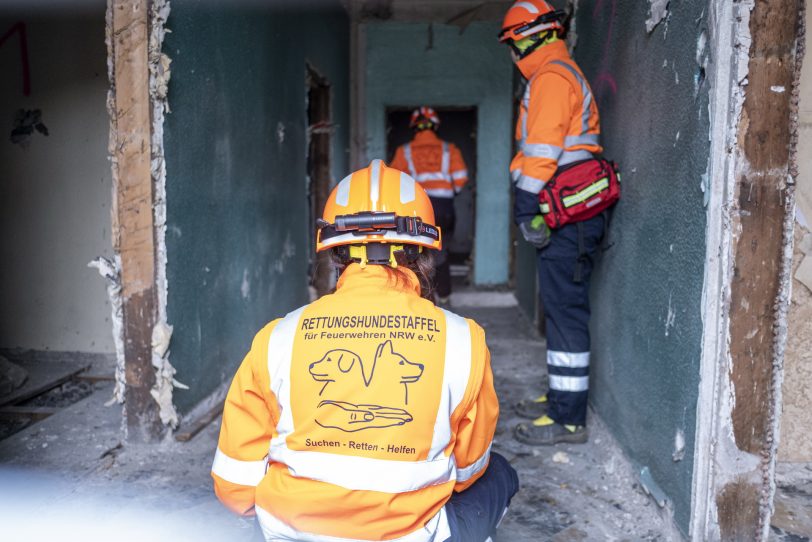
[538,158,621,229]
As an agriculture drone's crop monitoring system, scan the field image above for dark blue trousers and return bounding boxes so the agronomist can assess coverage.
[445,452,520,542]
[537,214,605,426]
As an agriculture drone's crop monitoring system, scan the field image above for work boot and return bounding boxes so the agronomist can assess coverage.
[514,394,548,419]
[513,415,588,445]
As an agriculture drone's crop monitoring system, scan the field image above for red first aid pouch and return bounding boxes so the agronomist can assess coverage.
[538,158,621,229]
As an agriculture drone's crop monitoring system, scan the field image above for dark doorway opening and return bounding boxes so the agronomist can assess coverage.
[307,66,332,298]
[385,107,477,283]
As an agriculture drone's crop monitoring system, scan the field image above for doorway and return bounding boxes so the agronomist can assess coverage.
[306,65,332,297]
[385,107,477,283]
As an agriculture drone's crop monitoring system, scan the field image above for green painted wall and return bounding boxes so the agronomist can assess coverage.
[163,2,349,412]
[364,22,514,285]
[573,1,711,533]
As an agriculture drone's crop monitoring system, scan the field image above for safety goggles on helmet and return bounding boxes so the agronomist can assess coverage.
[498,9,566,43]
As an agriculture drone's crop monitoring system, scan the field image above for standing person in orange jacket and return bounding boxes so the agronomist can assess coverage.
[499,0,607,445]
[390,107,469,305]
[211,160,518,541]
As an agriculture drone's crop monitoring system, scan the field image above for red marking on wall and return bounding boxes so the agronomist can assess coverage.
[0,22,31,97]
[591,0,618,103]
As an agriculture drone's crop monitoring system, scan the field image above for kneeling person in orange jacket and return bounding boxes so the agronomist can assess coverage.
[211,160,518,542]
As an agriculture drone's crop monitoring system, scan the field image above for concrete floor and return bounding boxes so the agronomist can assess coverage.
[0,291,679,541]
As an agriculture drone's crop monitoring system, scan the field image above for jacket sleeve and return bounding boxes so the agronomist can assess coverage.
[390,145,408,173]
[211,320,280,516]
[449,145,468,193]
[452,320,499,492]
[513,71,573,225]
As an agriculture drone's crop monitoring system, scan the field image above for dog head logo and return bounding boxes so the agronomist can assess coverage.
[309,349,364,396]
[374,340,424,404]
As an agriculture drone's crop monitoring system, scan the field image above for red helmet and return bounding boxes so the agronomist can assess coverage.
[498,0,565,43]
[409,106,440,129]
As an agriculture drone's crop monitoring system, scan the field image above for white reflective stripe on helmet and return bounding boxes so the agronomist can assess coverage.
[423,188,455,199]
[369,159,383,207]
[548,374,589,392]
[268,307,307,438]
[516,173,546,194]
[335,173,353,207]
[514,1,540,15]
[211,447,267,486]
[522,142,562,159]
[256,504,451,542]
[547,350,590,368]
[455,443,491,483]
[400,171,416,203]
[428,310,472,460]
[551,60,593,134]
[403,143,418,179]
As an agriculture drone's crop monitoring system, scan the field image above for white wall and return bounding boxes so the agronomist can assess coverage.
[0,13,114,353]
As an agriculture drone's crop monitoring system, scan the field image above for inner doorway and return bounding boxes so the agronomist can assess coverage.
[385,107,477,283]
[306,65,332,297]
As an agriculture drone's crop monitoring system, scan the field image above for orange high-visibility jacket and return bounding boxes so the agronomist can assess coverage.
[511,40,602,198]
[212,263,498,541]
[390,130,468,199]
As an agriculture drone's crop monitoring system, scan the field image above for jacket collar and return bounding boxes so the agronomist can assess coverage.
[412,130,441,145]
[516,40,571,80]
[336,263,422,296]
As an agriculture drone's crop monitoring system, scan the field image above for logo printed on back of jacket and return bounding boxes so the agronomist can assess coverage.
[289,309,447,460]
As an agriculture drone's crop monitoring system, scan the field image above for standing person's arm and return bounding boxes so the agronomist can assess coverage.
[513,72,571,226]
[452,321,499,492]
[211,321,280,516]
[449,145,469,194]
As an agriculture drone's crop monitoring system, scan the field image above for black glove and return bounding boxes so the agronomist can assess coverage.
[519,217,551,249]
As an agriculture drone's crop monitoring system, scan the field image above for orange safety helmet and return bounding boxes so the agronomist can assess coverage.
[409,106,441,129]
[498,0,565,43]
[316,160,442,265]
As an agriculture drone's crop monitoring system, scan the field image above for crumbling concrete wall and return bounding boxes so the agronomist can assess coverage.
[572,1,712,533]
[162,2,350,413]
[0,13,114,355]
[780,2,812,463]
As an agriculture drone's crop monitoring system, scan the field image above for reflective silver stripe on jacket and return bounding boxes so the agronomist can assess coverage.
[256,504,452,542]
[266,308,475,493]
[522,142,562,160]
[211,447,267,487]
[558,149,594,166]
[516,174,546,194]
[404,143,418,179]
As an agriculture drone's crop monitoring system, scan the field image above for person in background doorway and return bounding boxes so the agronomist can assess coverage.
[499,0,607,445]
[390,107,469,305]
[211,160,518,542]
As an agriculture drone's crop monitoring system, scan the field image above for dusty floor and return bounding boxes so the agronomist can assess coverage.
[0,291,680,541]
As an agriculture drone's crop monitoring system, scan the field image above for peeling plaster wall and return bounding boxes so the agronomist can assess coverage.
[573,0,711,533]
[363,22,513,285]
[0,13,114,354]
[780,3,812,463]
[162,2,349,413]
